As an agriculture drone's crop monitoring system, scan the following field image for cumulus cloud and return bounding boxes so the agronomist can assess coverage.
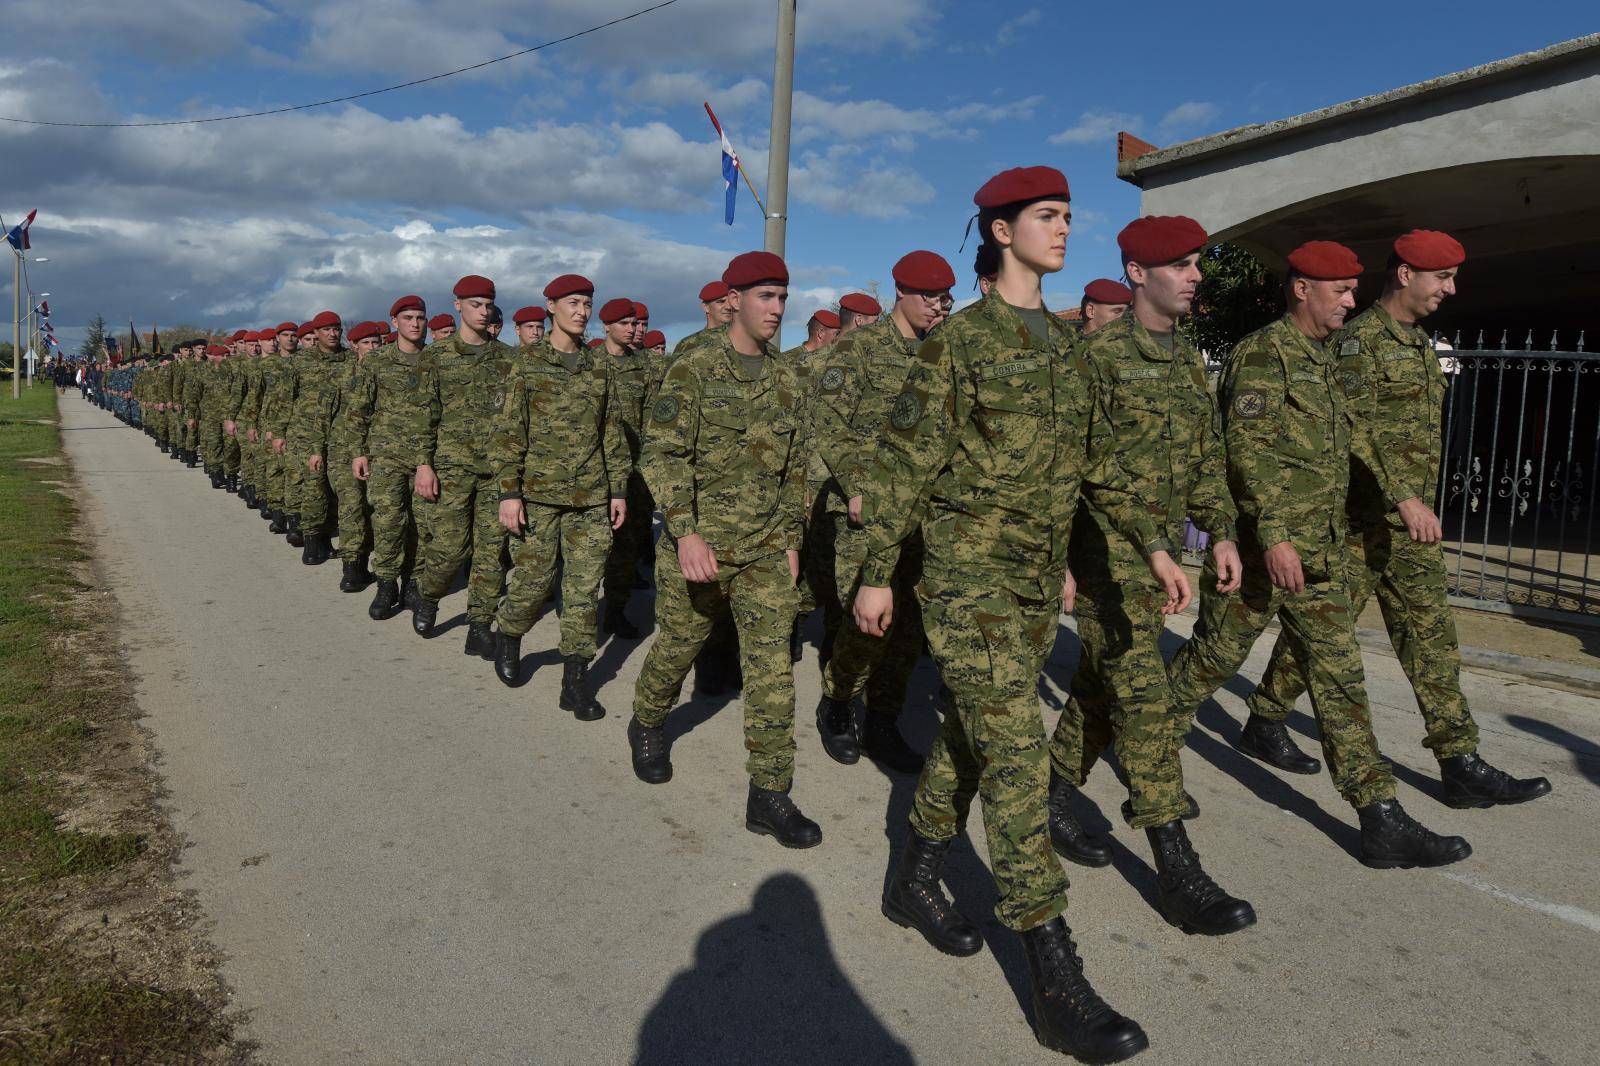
[1048,110,1141,146]
[1157,100,1223,138]
[1049,101,1224,148]
[5,0,275,60]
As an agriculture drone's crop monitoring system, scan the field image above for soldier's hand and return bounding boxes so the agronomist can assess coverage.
[787,549,801,586]
[224,419,236,436]
[1213,540,1243,594]
[1264,541,1305,594]
[352,456,370,481]
[1396,497,1442,544]
[247,427,259,443]
[678,533,718,583]
[1061,569,1077,614]
[499,498,526,534]
[848,495,864,526]
[307,454,324,474]
[414,464,440,502]
[610,498,627,530]
[854,585,894,637]
[1146,550,1191,615]
[272,438,286,455]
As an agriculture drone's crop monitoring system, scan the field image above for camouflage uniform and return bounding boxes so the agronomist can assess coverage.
[265,354,306,518]
[491,339,630,655]
[1166,314,1397,809]
[415,334,516,624]
[632,331,807,790]
[328,357,372,561]
[189,359,224,468]
[859,291,1149,931]
[285,345,351,535]
[259,353,293,514]
[806,320,925,719]
[236,354,266,493]
[1047,315,1237,829]
[600,342,653,608]
[342,341,434,583]
[1249,304,1477,757]
[221,358,245,479]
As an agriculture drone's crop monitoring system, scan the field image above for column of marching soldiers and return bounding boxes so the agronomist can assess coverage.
[100,166,1554,1064]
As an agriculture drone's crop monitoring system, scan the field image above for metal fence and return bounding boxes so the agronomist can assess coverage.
[1435,330,1599,620]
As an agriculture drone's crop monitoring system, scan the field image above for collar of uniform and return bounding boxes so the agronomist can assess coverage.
[714,330,775,386]
[1113,314,1177,365]
[977,288,1061,353]
[1371,302,1428,349]
[529,337,591,372]
[1274,314,1331,364]
[863,313,920,356]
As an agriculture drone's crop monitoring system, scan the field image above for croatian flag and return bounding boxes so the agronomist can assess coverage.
[704,103,738,226]
[5,209,36,251]
[35,300,49,317]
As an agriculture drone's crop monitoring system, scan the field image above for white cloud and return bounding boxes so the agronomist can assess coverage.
[5,0,275,60]
[995,9,1043,46]
[1048,101,1223,148]
[1048,110,1140,146]
[1158,100,1222,137]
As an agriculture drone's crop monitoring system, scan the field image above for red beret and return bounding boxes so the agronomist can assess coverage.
[251,330,272,342]
[1287,241,1363,281]
[275,322,298,334]
[632,301,649,319]
[544,274,594,300]
[809,309,841,329]
[587,338,605,348]
[512,306,548,325]
[452,275,495,301]
[973,166,1070,209]
[1083,278,1133,304]
[598,298,637,324]
[427,314,455,331]
[389,294,425,317]
[347,321,381,343]
[1117,216,1208,264]
[307,310,342,331]
[297,322,315,337]
[226,330,245,342]
[698,281,730,303]
[207,344,228,358]
[838,292,882,317]
[642,330,666,348]
[1393,230,1465,271]
[892,251,957,292]
[723,251,789,289]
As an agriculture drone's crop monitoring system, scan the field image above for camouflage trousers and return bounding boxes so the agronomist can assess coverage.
[368,458,427,582]
[200,417,225,470]
[603,472,652,607]
[908,568,1069,932]
[237,428,258,488]
[1249,525,1479,759]
[498,501,611,658]
[417,465,505,625]
[287,450,335,533]
[264,441,289,512]
[223,430,242,477]
[811,514,921,719]
[152,410,170,445]
[183,416,201,455]
[1167,548,1396,809]
[329,449,372,562]
[633,542,800,792]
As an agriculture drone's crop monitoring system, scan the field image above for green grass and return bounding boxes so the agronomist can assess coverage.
[0,389,240,1064]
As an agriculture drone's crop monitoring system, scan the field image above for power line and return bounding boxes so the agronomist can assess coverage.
[0,0,680,129]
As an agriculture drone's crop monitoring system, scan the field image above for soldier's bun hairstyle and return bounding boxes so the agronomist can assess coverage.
[973,242,999,280]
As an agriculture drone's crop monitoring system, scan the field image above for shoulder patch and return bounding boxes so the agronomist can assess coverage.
[820,365,846,392]
[889,390,922,430]
[1341,370,1364,396]
[652,395,679,423]
[1339,338,1361,357]
[1232,389,1267,420]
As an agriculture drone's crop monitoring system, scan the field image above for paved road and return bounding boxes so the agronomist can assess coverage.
[64,395,1600,1065]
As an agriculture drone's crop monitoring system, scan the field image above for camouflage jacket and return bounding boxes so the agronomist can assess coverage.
[286,347,352,456]
[600,343,651,464]
[235,358,265,424]
[171,359,190,409]
[339,341,432,464]
[857,290,1148,599]
[1337,303,1447,531]
[183,360,213,414]
[640,330,807,562]
[1219,314,1354,563]
[807,320,918,514]
[327,359,367,461]
[652,325,724,406]
[1078,314,1236,555]
[262,354,302,438]
[421,334,517,474]
[491,339,629,508]
[258,355,294,436]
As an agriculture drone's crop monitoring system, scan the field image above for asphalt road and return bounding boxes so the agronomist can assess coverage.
[63,394,1600,1065]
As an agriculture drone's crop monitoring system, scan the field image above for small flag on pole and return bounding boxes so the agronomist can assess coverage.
[34,300,49,317]
[129,321,141,358]
[704,103,739,226]
[5,209,37,251]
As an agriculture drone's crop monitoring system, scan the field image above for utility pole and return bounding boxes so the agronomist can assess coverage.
[763,0,796,257]
[11,252,19,400]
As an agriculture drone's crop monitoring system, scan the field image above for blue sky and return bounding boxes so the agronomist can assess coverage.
[3,0,1594,352]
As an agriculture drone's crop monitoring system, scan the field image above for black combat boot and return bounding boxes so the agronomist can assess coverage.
[158,441,169,454]
[602,602,640,640]
[789,615,805,664]
[285,515,304,548]
[1022,917,1149,1062]
[339,558,369,592]
[401,578,419,611]
[493,632,523,686]
[1357,798,1471,869]
[241,484,256,507]
[1238,712,1321,774]
[464,621,495,660]
[225,473,238,494]
[1146,821,1256,935]
[208,467,223,489]
[368,579,402,620]
[559,656,605,721]
[862,713,923,775]
[185,450,197,468]
[1047,769,1112,868]
[882,831,983,956]
[412,595,438,637]
[257,496,272,518]
[1439,751,1552,809]
[1121,792,1200,825]
[627,716,672,784]
[269,509,287,535]
[301,532,331,566]
[815,694,860,765]
[745,782,821,848]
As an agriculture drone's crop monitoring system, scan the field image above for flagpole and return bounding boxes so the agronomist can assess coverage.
[11,250,19,400]
[764,0,797,257]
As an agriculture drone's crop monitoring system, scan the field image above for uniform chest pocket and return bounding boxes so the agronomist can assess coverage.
[1285,372,1334,422]
[700,398,749,436]
[1377,351,1425,398]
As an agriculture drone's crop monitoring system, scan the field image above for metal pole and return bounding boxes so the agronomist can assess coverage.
[12,252,19,400]
[763,0,796,257]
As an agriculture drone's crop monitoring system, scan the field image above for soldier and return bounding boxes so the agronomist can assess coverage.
[793,309,839,355]
[328,321,383,592]
[191,344,227,484]
[260,323,299,528]
[286,310,350,565]
[168,341,192,463]
[486,304,505,341]
[1244,231,1550,808]
[627,251,820,850]
[1080,278,1132,335]
[512,306,547,348]
[630,301,650,347]
[268,322,315,543]
[180,343,208,468]
[1041,216,1255,937]
[642,330,666,355]
[410,276,516,658]
[670,281,734,358]
[296,323,316,351]
[349,296,435,620]
[1167,239,1473,870]
[428,313,456,343]
[217,331,248,494]
[974,243,999,296]
[490,276,629,715]
[809,252,957,777]
[232,331,263,507]
[835,292,881,337]
[594,297,651,640]
[854,168,1168,1062]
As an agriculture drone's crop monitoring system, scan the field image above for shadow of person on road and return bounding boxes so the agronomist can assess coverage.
[1505,714,1600,788]
[634,873,914,1066]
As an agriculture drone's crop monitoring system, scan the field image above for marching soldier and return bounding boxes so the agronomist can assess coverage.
[428,313,456,343]
[595,298,651,640]
[260,324,299,529]
[512,306,547,348]
[286,311,350,566]
[329,321,383,592]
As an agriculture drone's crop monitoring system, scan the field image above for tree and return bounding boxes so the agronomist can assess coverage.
[1185,243,1281,361]
[78,314,108,362]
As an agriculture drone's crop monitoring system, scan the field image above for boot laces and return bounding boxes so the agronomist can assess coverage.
[633,722,664,760]
[1037,930,1112,1019]
[826,700,853,733]
[1160,834,1228,906]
